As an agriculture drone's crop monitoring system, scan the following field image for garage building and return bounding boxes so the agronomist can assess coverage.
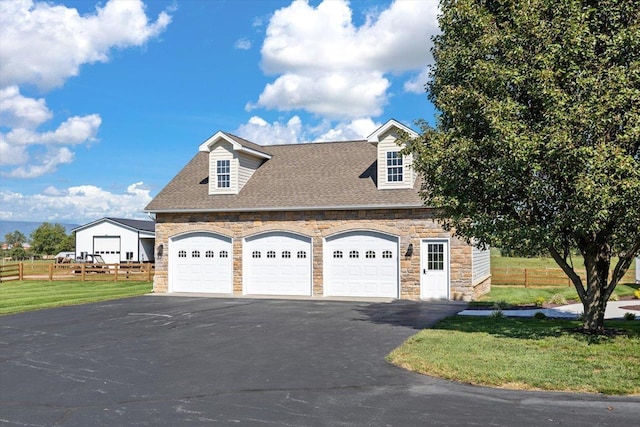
[146,120,491,300]
[73,217,155,264]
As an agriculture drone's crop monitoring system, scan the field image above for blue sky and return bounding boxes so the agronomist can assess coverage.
[0,0,439,224]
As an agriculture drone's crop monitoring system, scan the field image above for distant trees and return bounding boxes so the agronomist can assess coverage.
[1,223,76,260]
[4,231,26,248]
[30,223,72,255]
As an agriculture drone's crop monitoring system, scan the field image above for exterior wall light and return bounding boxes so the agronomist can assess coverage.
[405,243,413,257]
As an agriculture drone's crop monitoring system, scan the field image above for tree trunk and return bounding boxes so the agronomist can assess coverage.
[579,239,614,333]
[581,283,607,333]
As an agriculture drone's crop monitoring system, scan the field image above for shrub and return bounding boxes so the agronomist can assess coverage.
[610,293,620,301]
[490,310,505,318]
[535,297,546,308]
[548,293,568,305]
[623,312,636,321]
[492,300,510,310]
[634,289,640,300]
[533,311,547,320]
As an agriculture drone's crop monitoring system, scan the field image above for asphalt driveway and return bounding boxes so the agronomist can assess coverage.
[1,296,638,426]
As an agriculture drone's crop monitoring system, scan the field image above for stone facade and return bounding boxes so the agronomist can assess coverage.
[153,208,491,301]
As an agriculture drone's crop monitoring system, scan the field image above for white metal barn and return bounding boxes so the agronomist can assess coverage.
[73,218,155,264]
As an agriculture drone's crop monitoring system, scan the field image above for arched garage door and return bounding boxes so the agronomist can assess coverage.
[324,230,399,298]
[243,231,312,296]
[170,232,233,293]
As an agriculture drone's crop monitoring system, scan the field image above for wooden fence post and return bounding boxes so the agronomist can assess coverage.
[19,262,23,281]
[147,263,152,282]
[114,264,119,282]
[81,264,86,282]
[524,268,529,288]
[49,263,53,281]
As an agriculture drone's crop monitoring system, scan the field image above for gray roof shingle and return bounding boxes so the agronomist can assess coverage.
[145,136,424,212]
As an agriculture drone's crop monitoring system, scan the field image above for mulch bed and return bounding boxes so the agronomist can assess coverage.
[468,296,640,312]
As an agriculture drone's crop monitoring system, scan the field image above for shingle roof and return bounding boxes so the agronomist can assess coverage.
[107,218,156,232]
[72,217,155,233]
[145,137,424,213]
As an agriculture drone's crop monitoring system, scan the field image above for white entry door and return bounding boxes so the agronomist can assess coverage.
[243,232,312,296]
[421,239,449,299]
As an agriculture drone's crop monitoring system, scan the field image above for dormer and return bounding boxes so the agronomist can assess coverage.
[367,119,419,190]
[198,132,271,195]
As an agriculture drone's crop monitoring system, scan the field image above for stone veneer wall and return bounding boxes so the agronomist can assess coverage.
[153,209,490,301]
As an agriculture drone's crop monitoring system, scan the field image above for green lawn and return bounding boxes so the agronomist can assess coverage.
[389,252,640,395]
[0,280,153,315]
[388,316,640,395]
[491,248,636,274]
[474,283,639,307]
[487,250,638,305]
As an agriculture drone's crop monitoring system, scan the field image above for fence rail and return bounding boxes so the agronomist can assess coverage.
[0,262,154,283]
[492,267,636,287]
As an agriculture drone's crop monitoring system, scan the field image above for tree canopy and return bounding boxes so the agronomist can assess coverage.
[408,0,639,332]
[4,231,26,248]
[30,223,72,255]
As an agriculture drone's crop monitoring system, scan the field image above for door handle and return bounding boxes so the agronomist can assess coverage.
[423,269,427,274]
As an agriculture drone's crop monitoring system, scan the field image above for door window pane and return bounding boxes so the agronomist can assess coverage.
[427,243,444,270]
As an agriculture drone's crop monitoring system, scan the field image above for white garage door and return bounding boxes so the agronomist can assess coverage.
[243,232,312,296]
[170,232,233,293]
[94,236,121,264]
[324,231,399,298]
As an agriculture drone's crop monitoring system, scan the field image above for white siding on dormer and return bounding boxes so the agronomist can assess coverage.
[377,131,414,190]
[238,153,264,191]
[209,142,237,195]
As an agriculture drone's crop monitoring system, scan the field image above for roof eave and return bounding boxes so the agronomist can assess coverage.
[198,132,271,159]
[146,204,429,214]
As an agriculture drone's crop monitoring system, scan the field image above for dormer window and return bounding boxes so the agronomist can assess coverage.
[386,151,403,182]
[217,160,230,188]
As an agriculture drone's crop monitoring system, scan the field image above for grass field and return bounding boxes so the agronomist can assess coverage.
[389,252,640,395]
[388,316,640,395]
[475,283,639,306]
[491,248,637,275]
[0,280,152,315]
[486,250,638,305]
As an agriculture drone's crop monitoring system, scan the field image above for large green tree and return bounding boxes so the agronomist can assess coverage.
[30,223,70,255]
[408,0,639,333]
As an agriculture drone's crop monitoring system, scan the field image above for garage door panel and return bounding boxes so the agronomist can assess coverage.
[325,231,399,298]
[170,232,233,293]
[244,232,312,296]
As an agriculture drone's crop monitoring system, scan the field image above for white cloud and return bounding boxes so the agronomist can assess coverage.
[0,86,52,129]
[248,71,389,118]
[0,139,29,166]
[234,38,252,50]
[0,88,101,177]
[0,0,171,179]
[253,0,439,118]
[315,118,381,142]
[0,182,153,223]
[404,68,431,94]
[236,116,304,145]
[4,114,101,146]
[2,147,74,179]
[235,115,381,145]
[0,0,172,90]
